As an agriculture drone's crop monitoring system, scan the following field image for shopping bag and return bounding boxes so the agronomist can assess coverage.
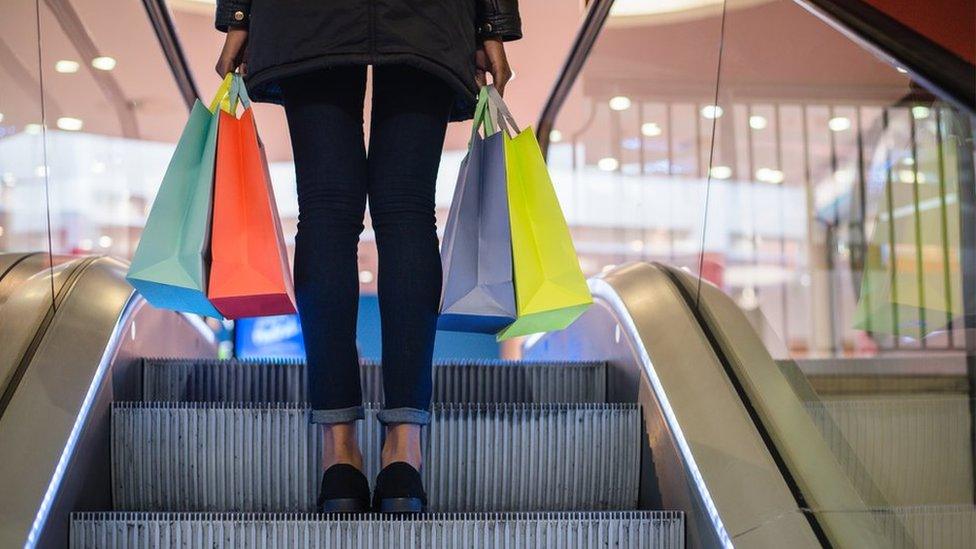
[208,75,297,319]
[487,87,592,340]
[125,75,234,318]
[438,87,517,332]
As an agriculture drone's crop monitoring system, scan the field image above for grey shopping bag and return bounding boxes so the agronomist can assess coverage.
[438,88,516,333]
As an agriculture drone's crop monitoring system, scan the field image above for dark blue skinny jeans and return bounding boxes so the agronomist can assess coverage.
[280,65,453,426]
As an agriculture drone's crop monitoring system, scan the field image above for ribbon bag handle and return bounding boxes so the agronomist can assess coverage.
[208,73,235,113]
[468,87,501,146]
[485,85,521,137]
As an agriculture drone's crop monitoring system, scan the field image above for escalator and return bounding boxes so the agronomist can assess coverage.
[1,0,974,548]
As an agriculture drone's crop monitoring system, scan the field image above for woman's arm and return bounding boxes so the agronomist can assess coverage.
[476,0,522,42]
[215,0,251,32]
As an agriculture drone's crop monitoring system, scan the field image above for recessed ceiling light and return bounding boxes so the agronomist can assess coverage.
[25,123,43,135]
[911,106,931,119]
[641,122,662,137]
[98,235,113,248]
[597,157,619,171]
[755,167,784,184]
[609,96,632,111]
[828,116,851,132]
[358,270,374,284]
[549,129,563,143]
[57,117,83,131]
[709,165,732,179]
[55,60,80,73]
[700,105,723,119]
[749,115,767,130]
[91,56,117,71]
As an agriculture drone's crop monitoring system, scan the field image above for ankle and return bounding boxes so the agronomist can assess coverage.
[323,423,364,470]
[381,424,422,469]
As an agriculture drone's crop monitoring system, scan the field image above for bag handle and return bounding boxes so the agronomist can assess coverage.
[468,87,499,146]
[229,73,252,112]
[485,85,521,137]
[209,73,235,113]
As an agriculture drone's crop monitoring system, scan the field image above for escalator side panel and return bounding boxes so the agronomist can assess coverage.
[525,263,821,549]
[0,256,217,549]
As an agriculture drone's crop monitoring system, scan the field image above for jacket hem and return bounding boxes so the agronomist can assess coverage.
[244,52,478,122]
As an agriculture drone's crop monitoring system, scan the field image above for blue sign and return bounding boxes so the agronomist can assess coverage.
[235,314,306,359]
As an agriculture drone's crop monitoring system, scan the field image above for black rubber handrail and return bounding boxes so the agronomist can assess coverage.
[141,0,198,110]
[795,0,975,116]
[535,0,615,157]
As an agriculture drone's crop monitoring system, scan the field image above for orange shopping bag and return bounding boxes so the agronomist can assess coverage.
[208,74,297,318]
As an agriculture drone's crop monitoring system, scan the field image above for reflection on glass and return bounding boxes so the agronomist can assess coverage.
[699,0,975,546]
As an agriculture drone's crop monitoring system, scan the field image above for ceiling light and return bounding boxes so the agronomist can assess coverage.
[902,157,915,166]
[911,106,931,119]
[628,239,644,252]
[549,129,563,143]
[91,56,116,71]
[609,96,632,111]
[98,235,113,248]
[597,157,619,171]
[34,166,48,177]
[55,60,80,73]
[57,117,83,131]
[700,105,723,119]
[755,167,784,184]
[641,122,662,137]
[828,117,851,132]
[709,165,732,179]
[25,123,43,135]
[749,115,767,130]
[358,270,374,284]
[2,173,15,186]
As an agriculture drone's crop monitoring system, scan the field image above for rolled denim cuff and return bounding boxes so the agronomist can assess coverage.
[310,405,365,424]
[376,407,431,426]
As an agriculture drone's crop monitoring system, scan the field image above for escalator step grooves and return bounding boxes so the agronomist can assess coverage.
[111,403,640,513]
[70,511,685,548]
[141,358,608,404]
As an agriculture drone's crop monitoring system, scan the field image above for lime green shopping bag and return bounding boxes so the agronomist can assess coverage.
[486,87,592,340]
[126,75,236,318]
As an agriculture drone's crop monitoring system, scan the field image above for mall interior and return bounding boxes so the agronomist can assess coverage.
[1,0,975,547]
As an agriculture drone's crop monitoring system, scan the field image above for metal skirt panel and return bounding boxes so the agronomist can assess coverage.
[142,358,608,404]
[70,511,684,549]
[112,403,640,512]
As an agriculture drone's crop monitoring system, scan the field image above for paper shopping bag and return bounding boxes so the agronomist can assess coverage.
[438,88,516,332]
[486,87,592,340]
[125,75,235,318]
[208,75,297,319]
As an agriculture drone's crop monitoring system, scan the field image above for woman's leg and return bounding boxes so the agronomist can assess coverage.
[367,65,455,467]
[280,66,369,470]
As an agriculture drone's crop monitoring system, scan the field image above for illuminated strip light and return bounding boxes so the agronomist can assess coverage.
[589,277,733,548]
[25,293,143,548]
[878,193,958,222]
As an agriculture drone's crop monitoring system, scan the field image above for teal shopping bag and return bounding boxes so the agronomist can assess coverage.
[126,75,235,318]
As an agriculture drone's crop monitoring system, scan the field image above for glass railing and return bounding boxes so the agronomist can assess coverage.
[545,0,974,546]
[0,0,188,285]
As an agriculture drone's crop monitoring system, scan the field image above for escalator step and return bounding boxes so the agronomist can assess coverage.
[142,358,607,404]
[70,511,685,548]
[112,403,640,513]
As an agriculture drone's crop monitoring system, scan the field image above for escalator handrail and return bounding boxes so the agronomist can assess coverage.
[141,0,198,110]
[535,0,615,156]
[793,0,974,115]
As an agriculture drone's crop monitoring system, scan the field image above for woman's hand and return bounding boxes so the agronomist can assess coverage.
[215,28,249,77]
[475,38,513,95]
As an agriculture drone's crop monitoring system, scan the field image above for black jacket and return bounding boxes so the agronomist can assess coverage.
[215,0,522,121]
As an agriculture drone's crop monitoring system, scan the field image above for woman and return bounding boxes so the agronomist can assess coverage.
[213,0,521,514]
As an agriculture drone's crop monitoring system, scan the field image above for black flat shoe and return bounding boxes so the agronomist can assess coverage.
[318,463,370,513]
[372,462,427,513]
